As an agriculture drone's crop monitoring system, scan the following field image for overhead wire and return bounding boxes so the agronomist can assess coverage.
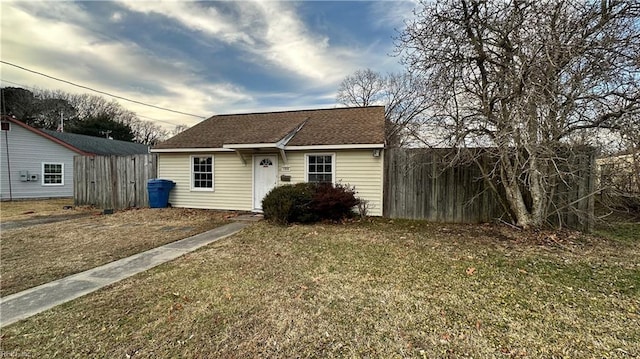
[0,78,193,127]
[0,79,28,88]
[1,61,207,119]
[0,78,183,127]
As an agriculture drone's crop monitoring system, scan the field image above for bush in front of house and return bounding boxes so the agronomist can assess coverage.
[262,182,360,225]
[311,183,360,221]
[262,183,317,225]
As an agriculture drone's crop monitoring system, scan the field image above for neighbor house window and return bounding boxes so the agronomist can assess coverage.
[42,163,63,185]
[306,154,334,183]
[192,156,213,190]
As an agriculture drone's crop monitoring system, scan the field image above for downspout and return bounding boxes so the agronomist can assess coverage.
[4,128,12,200]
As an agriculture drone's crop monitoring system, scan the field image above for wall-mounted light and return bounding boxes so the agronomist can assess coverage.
[372,149,381,157]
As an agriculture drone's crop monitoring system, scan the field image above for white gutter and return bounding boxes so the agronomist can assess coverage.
[150,148,234,153]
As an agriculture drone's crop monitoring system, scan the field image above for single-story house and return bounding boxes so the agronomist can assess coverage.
[0,115,149,200]
[596,151,640,195]
[151,106,386,215]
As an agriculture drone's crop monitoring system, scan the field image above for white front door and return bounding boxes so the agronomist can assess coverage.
[253,155,278,211]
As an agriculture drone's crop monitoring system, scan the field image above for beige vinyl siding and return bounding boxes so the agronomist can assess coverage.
[157,152,252,211]
[335,150,383,216]
[280,150,384,216]
[157,149,383,215]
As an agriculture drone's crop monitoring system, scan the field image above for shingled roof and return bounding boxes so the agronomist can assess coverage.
[41,130,149,156]
[153,106,385,150]
[1,116,148,156]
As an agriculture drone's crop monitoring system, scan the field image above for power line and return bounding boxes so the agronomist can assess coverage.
[1,60,207,119]
[1,78,188,127]
[0,79,28,88]
[135,113,184,127]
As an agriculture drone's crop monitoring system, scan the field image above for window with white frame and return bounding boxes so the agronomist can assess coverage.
[306,154,334,183]
[42,163,63,185]
[192,156,213,190]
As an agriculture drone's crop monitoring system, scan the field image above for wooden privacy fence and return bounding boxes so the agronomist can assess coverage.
[74,154,157,209]
[384,149,505,223]
[383,148,596,230]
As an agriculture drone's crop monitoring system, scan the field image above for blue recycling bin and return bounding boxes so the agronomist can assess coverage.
[147,179,175,208]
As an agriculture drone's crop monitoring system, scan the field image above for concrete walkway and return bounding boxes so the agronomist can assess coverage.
[0,221,250,328]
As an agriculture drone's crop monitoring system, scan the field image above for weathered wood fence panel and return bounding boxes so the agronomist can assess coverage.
[74,154,157,209]
[383,148,595,230]
[384,149,505,223]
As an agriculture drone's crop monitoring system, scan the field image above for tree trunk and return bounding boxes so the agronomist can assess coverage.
[500,155,535,228]
[528,155,547,226]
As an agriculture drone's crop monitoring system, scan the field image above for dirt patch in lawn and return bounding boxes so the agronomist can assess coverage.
[0,198,101,230]
[1,198,79,220]
[0,207,233,297]
[1,219,638,358]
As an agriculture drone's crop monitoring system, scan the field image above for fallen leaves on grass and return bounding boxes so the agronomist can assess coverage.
[0,207,232,296]
[1,219,638,358]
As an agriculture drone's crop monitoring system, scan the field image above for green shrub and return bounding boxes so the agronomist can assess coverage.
[262,182,360,225]
[262,183,317,225]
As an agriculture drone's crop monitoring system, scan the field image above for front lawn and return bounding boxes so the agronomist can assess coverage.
[0,207,231,297]
[0,198,77,221]
[1,220,638,357]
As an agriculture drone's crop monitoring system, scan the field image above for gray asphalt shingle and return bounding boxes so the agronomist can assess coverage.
[41,130,149,156]
[153,106,385,150]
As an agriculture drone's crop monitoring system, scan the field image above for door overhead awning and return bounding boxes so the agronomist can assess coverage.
[222,143,289,165]
[222,119,307,165]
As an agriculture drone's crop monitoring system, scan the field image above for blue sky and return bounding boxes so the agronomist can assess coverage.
[1,1,416,130]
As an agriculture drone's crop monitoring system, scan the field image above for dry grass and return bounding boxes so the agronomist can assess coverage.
[1,219,638,358]
[0,198,79,222]
[0,206,231,296]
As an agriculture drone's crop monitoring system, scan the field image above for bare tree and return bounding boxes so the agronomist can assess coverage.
[1,87,76,129]
[37,90,137,126]
[35,89,168,145]
[336,69,431,147]
[336,69,385,107]
[128,118,168,146]
[171,124,190,137]
[599,115,640,212]
[396,0,640,228]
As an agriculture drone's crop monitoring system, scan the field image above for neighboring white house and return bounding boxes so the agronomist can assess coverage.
[152,106,386,215]
[0,115,149,200]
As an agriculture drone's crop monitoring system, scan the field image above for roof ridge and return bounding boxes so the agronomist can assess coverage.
[209,106,384,118]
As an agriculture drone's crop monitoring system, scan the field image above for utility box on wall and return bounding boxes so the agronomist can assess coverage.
[19,170,29,182]
[18,171,39,182]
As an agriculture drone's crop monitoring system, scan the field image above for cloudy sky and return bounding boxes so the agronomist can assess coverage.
[1,1,416,130]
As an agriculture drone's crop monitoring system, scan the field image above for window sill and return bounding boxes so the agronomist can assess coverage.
[190,188,215,192]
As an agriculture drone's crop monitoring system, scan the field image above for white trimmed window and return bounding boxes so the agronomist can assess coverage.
[191,156,213,190]
[42,163,63,185]
[306,154,335,184]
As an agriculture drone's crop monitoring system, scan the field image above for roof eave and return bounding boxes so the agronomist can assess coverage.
[151,143,385,152]
[283,143,385,150]
[151,147,234,153]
